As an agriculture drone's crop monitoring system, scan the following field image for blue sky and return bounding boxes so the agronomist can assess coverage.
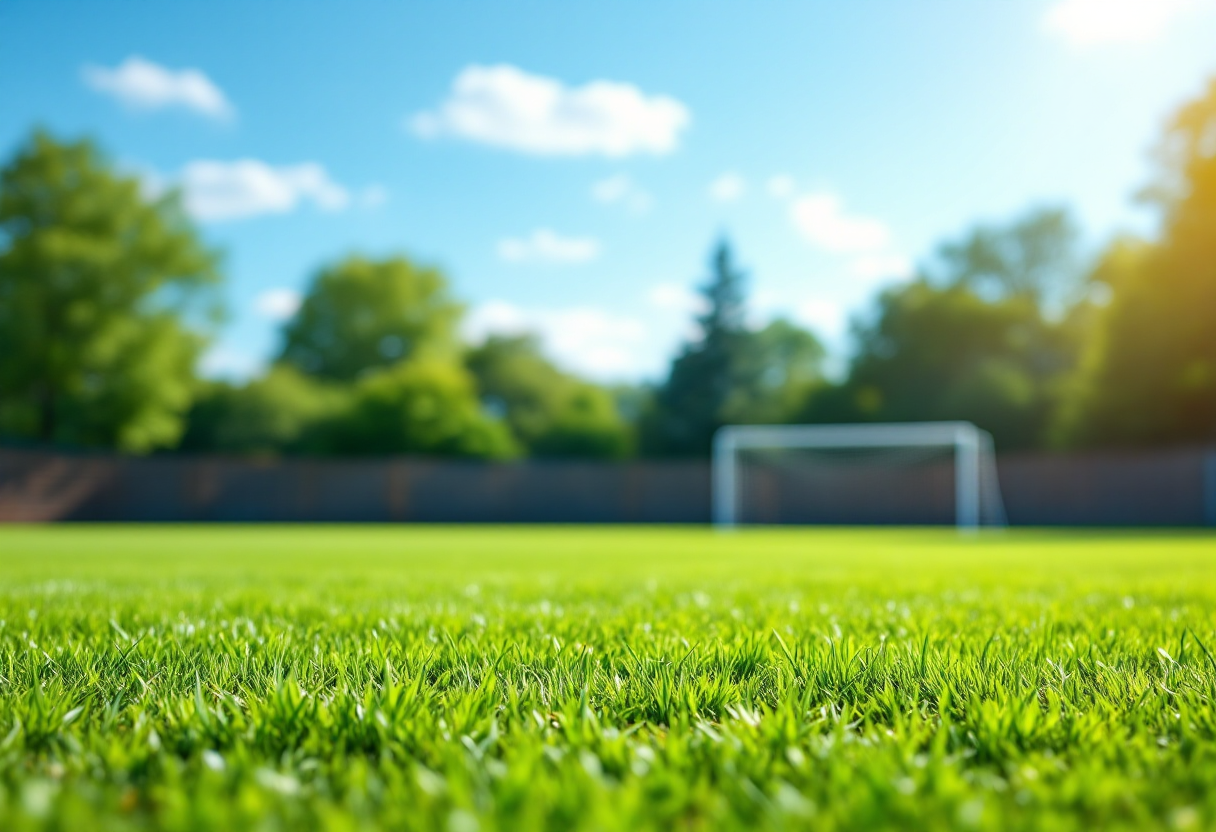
[3,0,1216,382]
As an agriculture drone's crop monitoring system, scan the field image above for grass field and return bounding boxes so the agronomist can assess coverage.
[2,525,1215,831]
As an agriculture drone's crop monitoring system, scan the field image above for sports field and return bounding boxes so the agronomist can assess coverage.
[1,526,1215,831]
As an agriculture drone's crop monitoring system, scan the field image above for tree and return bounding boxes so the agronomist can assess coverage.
[931,206,1081,313]
[528,384,632,459]
[641,240,826,455]
[177,365,349,456]
[278,255,462,382]
[0,130,220,452]
[803,208,1087,450]
[1060,78,1216,447]
[733,318,826,424]
[804,281,1078,449]
[640,240,751,456]
[466,334,631,459]
[317,359,518,459]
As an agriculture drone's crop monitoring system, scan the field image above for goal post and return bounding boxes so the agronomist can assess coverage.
[712,421,1007,530]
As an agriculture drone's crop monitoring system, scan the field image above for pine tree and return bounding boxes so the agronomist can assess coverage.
[642,239,751,456]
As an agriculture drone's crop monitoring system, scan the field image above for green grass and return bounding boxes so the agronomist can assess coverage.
[2,526,1215,831]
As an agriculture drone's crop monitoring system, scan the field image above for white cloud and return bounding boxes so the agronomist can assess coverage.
[648,283,712,344]
[199,345,261,380]
[786,190,910,289]
[767,174,796,199]
[647,282,709,315]
[254,288,302,321]
[850,253,914,281]
[83,56,233,120]
[463,300,532,338]
[497,229,601,264]
[708,172,746,203]
[176,160,350,221]
[752,289,848,343]
[463,301,648,378]
[410,64,690,157]
[791,299,846,341]
[750,289,848,352]
[131,165,168,201]
[591,174,653,214]
[1043,0,1203,46]
[790,192,890,254]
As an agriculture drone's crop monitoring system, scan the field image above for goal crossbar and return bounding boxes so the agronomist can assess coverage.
[713,421,1005,530]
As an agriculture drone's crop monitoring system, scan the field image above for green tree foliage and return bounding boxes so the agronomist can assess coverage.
[1060,79,1216,447]
[176,259,631,460]
[738,318,827,424]
[641,240,751,456]
[178,365,349,456]
[466,334,631,459]
[806,282,1079,449]
[805,207,1085,450]
[529,385,631,459]
[278,255,462,382]
[934,206,1081,312]
[641,240,826,456]
[318,359,518,459]
[0,131,220,452]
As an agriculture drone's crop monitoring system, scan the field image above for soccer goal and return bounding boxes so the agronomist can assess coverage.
[712,422,1007,529]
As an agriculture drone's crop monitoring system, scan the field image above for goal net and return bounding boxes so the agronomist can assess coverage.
[713,422,1007,529]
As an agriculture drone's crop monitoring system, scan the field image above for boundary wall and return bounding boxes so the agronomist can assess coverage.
[1,446,1214,525]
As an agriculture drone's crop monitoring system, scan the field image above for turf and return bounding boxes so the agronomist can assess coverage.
[1,526,1215,831]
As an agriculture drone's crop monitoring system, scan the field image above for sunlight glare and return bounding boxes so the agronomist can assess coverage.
[1044,0,1200,47]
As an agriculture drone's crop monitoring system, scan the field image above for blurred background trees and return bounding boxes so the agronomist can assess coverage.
[177,366,346,456]
[466,334,631,459]
[278,255,462,382]
[1059,78,1216,448]
[3,73,1215,461]
[640,241,826,456]
[315,359,518,459]
[182,267,632,459]
[0,131,220,452]
[640,240,752,456]
[802,206,1088,450]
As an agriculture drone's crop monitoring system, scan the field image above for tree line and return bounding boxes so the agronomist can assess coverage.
[2,77,1214,459]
